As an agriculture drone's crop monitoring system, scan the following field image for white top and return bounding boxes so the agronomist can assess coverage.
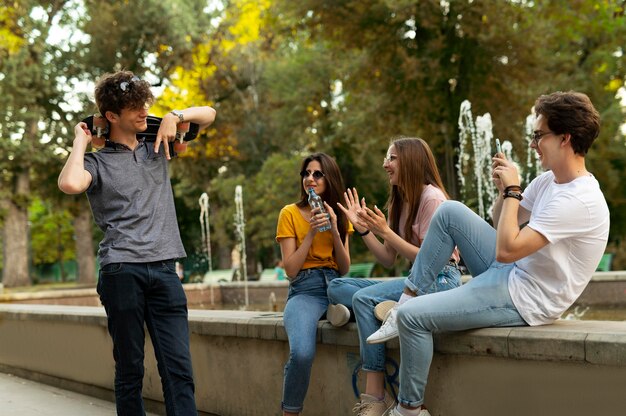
[509,171,609,325]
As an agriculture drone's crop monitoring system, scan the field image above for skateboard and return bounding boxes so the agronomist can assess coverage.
[81,114,200,151]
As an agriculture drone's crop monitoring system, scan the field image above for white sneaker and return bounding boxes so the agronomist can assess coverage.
[352,392,396,416]
[327,303,350,327]
[367,306,399,344]
[374,300,397,321]
[385,406,431,416]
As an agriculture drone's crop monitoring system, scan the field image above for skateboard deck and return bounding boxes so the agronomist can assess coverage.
[81,114,200,143]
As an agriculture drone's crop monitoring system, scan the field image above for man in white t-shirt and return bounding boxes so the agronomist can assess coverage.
[375,91,609,416]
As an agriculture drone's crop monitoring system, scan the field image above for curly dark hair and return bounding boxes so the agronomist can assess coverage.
[534,91,600,155]
[94,70,154,116]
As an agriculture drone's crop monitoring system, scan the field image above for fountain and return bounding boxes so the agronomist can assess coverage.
[268,291,277,312]
[457,100,497,220]
[199,193,213,273]
[457,100,541,220]
[234,185,249,309]
[199,192,215,305]
[523,112,543,185]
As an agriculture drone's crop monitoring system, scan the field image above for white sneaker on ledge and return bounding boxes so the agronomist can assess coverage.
[367,306,399,344]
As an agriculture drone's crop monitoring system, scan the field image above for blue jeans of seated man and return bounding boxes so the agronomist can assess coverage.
[97,261,196,416]
[395,200,527,408]
[282,267,340,413]
[326,264,461,373]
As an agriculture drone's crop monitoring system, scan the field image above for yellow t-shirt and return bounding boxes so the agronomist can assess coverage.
[276,203,353,271]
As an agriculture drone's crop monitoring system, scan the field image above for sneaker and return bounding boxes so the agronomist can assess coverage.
[367,306,399,344]
[374,300,397,321]
[385,406,431,416]
[352,392,396,416]
[327,303,350,327]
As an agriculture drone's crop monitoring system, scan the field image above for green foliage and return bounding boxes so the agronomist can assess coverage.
[3,0,626,274]
[0,209,3,272]
[29,198,75,265]
[80,0,214,79]
[247,153,301,258]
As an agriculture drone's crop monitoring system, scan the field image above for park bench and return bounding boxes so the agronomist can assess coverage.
[259,268,279,282]
[344,262,376,278]
[596,253,614,272]
[203,269,235,285]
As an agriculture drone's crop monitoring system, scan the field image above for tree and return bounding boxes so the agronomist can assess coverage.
[532,0,626,249]
[63,0,216,283]
[246,153,302,263]
[5,0,626,279]
[0,0,75,287]
[1,0,218,287]
[271,0,626,253]
[29,198,74,281]
[83,0,626,269]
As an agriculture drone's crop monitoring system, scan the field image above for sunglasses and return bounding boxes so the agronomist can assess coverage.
[300,170,325,180]
[120,76,141,92]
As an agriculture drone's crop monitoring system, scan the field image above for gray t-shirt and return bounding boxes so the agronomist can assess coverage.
[84,140,186,266]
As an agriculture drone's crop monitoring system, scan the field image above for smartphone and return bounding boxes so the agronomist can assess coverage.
[495,138,502,154]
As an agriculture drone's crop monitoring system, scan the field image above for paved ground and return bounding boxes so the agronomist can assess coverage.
[0,372,158,416]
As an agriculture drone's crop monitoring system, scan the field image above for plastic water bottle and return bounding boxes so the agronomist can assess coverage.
[308,188,331,232]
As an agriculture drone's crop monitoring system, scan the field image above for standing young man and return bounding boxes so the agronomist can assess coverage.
[58,70,216,415]
[370,91,609,416]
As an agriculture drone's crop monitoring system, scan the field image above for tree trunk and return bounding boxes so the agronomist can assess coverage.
[57,222,66,282]
[1,171,31,288]
[246,242,259,279]
[440,122,459,200]
[74,202,96,284]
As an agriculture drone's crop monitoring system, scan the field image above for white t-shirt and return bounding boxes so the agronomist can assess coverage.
[508,171,609,326]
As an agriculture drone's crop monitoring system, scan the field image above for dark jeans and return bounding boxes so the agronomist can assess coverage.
[97,260,197,416]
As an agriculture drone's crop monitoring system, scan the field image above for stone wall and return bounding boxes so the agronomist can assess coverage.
[1,304,626,415]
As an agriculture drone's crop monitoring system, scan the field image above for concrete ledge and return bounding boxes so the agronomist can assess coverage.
[3,304,626,366]
[3,271,626,309]
[194,309,626,367]
[2,304,626,415]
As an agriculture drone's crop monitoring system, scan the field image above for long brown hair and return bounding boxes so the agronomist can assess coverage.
[296,153,348,243]
[386,137,449,243]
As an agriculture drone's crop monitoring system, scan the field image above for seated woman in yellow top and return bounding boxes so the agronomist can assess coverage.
[276,152,353,416]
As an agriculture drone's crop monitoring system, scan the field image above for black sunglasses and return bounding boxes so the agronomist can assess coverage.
[300,169,325,180]
[120,76,141,92]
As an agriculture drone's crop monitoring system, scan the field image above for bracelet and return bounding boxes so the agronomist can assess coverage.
[356,229,370,237]
[503,189,523,201]
[504,185,522,193]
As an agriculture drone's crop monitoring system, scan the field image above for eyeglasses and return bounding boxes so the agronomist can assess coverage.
[120,76,140,92]
[531,130,556,146]
[383,154,397,164]
[300,170,325,180]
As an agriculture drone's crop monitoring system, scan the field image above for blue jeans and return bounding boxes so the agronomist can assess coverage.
[282,267,340,413]
[97,261,196,416]
[395,201,527,407]
[327,266,461,373]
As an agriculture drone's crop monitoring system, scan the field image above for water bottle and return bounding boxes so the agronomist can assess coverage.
[308,188,331,232]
